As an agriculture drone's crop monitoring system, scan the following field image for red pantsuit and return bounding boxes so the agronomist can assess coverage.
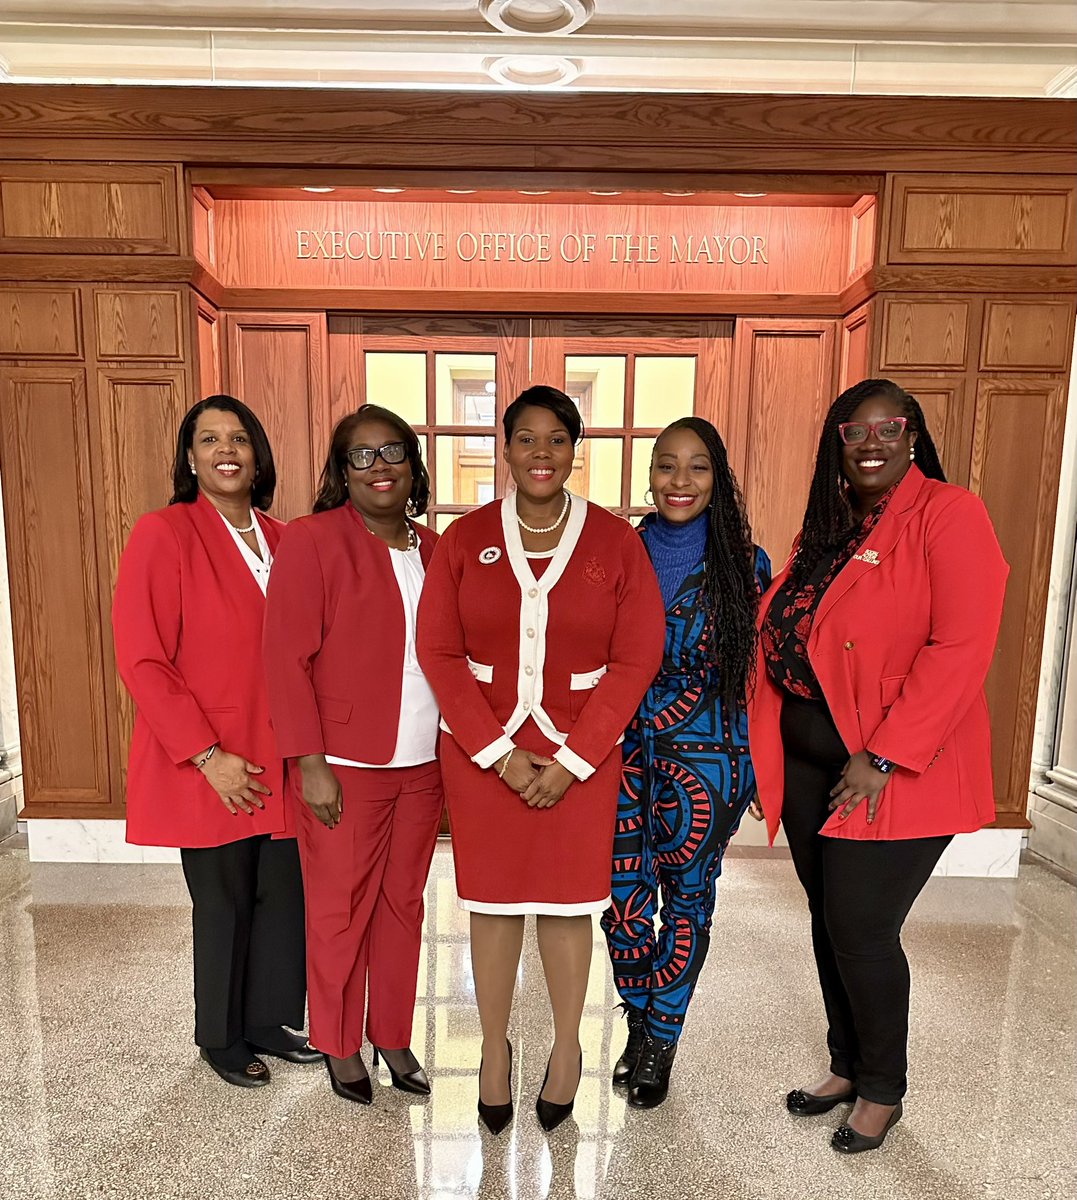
[264,504,444,1058]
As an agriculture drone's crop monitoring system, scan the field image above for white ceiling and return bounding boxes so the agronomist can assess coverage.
[1,0,1074,96]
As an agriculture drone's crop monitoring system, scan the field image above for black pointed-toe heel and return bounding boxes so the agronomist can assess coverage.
[612,1004,645,1087]
[831,1101,903,1153]
[372,1046,431,1096]
[786,1085,857,1115]
[536,1052,581,1133]
[477,1040,514,1135]
[324,1054,373,1105]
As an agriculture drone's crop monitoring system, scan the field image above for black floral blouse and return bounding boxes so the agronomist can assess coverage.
[762,488,896,698]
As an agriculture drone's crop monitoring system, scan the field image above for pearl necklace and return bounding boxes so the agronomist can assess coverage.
[518,491,570,535]
[232,514,256,535]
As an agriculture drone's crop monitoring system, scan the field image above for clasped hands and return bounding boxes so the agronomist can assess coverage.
[497,749,575,808]
[745,749,892,825]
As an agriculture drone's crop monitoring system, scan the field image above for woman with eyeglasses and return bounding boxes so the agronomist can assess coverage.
[263,405,443,1106]
[747,379,1008,1154]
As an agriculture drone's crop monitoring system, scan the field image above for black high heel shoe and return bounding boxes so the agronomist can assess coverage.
[324,1054,373,1105]
[786,1085,857,1115]
[536,1051,581,1133]
[372,1046,431,1096]
[477,1039,514,1135]
[832,1101,902,1153]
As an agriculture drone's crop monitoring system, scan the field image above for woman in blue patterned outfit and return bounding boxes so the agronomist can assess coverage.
[601,417,769,1109]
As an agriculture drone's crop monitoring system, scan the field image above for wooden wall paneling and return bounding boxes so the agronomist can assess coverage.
[847,195,876,283]
[0,284,83,359]
[93,287,185,362]
[969,376,1066,822]
[980,299,1076,372]
[194,295,221,399]
[0,163,184,255]
[883,173,1076,266]
[0,366,113,813]
[96,367,191,791]
[732,319,838,567]
[878,373,970,486]
[326,314,365,424]
[693,320,736,438]
[223,312,329,520]
[879,296,970,370]
[192,185,215,269]
[839,301,873,391]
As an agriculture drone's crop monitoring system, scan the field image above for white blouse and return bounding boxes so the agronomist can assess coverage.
[218,508,273,595]
[326,544,440,769]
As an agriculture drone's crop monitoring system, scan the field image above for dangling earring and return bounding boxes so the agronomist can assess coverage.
[644,488,655,506]
[405,497,417,517]
[909,445,916,462]
[189,462,196,476]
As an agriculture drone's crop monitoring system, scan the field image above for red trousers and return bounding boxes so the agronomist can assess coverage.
[293,760,443,1059]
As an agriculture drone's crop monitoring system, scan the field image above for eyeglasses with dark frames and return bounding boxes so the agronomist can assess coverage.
[838,417,908,445]
[345,441,408,471]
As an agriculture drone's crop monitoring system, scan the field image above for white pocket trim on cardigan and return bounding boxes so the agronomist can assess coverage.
[569,666,608,690]
[466,657,494,683]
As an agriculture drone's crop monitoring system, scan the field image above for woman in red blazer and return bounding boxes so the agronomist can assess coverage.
[263,405,443,1107]
[747,379,1007,1153]
[113,395,317,1089]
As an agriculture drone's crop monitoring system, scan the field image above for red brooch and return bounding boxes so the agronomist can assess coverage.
[583,557,607,585]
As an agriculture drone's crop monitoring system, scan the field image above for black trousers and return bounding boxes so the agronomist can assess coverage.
[180,834,307,1050]
[779,693,950,1104]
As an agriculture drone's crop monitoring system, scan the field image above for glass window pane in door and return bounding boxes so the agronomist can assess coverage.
[434,512,460,533]
[435,435,495,506]
[629,436,659,508]
[434,353,497,427]
[364,353,426,426]
[633,357,696,428]
[565,356,625,428]
[570,437,623,508]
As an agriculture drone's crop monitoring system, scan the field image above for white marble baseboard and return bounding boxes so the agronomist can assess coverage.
[25,818,1022,876]
[27,819,180,864]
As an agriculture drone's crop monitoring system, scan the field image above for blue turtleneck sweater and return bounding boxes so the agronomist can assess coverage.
[644,511,708,609]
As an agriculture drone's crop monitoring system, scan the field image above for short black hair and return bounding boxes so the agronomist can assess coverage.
[170,394,276,510]
[502,385,583,444]
[313,404,430,515]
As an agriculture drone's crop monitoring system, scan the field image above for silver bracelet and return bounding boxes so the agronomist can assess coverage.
[193,743,218,770]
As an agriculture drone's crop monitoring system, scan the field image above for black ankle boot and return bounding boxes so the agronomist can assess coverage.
[612,1004,645,1087]
[627,1034,677,1109]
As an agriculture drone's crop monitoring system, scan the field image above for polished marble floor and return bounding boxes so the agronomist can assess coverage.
[0,841,1072,1200]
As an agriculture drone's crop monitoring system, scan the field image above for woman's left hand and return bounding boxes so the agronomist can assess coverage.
[521,761,576,809]
[829,750,892,824]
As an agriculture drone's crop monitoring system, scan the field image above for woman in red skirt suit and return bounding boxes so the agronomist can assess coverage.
[417,386,666,1134]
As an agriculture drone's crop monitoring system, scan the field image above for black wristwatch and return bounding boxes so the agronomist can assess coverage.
[868,753,897,775]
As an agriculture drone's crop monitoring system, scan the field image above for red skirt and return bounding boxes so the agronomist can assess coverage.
[440,718,621,915]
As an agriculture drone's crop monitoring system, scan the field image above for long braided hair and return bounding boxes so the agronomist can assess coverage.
[653,417,760,710]
[791,378,945,585]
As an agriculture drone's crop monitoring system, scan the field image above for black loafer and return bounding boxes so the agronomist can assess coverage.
[246,1027,322,1064]
[832,1101,903,1153]
[787,1086,857,1115]
[199,1047,271,1089]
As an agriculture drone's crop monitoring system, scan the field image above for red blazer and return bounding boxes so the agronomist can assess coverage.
[112,495,290,849]
[748,467,1009,843]
[262,504,439,762]
[416,494,666,778]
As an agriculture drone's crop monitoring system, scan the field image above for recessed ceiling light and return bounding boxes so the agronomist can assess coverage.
[519,190,550,196]
[301,186,335,193]
[662,190,696,197]
[735,192,768,198]
[589,190,622,196]
[447,189,477,194]
[373,187,405,194]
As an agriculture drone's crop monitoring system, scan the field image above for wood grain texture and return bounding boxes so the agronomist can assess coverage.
[223,312,328,520]
[839,302,873,393]
[884,173,1076,266]
[96,367,190,792]
[980,299,1076,372]
[93,288,185,362]
[0,162,183,255]
[0,254,197,283]
[879,373,969,485]
[872,264,1077,293]
[0,285,82,359]
[192,186,215,268]
[194,297,221,399]
[732,319,838,566]
[968,376,1066,817]
[0,366,111,812]
[880,298,970,370]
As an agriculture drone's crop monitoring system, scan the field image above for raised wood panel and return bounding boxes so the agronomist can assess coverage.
[879,298,969,370]
[969,377,1066,818]
[192,186,215,268]
[93,288,184,361]
[733,319,838,567]
[97,368,190,788]
[885,173,1076,266]
[223,313,328,521]
[881,374,968,486]
[195,298,221,399]
[0,285,82,359]
[0,367,111,810]
[980,300,1076,372]
[0,163,182,255]
[839,301,872,392]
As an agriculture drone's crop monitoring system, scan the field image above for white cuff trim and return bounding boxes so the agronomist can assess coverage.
[459,896,611,916]
[473,734,516,770]
[554,744,596,781]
